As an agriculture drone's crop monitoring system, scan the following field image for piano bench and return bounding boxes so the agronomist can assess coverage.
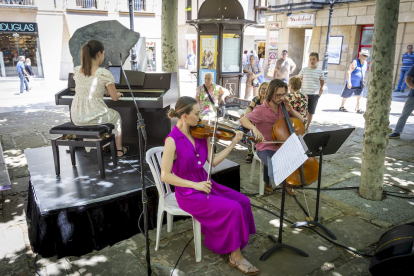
[49,122,117,179]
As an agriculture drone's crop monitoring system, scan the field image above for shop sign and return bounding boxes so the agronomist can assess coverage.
[146,41,155,46]
[0,22,37,33]
[328,36,343,65]
[269,30,278,50]
[286,14,315,27]
[267,22,279,29]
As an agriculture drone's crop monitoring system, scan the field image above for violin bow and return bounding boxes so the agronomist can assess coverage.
[203,84,219,199]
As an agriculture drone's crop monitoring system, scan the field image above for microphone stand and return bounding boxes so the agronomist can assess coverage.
[119,54,152,275]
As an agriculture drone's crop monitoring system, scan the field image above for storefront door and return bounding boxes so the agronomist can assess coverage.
[0,22,43,77]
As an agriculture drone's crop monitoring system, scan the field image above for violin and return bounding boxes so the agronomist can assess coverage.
[271,102,319,188]
[190,124,257,142]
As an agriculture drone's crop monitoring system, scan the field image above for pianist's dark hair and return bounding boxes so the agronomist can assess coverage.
[81,40,104,77]
[168,96,198,119]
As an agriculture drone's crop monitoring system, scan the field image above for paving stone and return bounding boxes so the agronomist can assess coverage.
[326,256,371,276]
[325,216,384,251]
[68,241,147,276]
[246,233,340,276]
[0,227,30,275]
[386,145,414,161]
[323,178,414,224]
[13,133,47,150]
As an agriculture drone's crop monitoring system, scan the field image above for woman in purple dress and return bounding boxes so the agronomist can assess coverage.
[161,96,259,275]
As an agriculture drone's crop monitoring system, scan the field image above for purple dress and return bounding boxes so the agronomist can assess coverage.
[166,126,256,254]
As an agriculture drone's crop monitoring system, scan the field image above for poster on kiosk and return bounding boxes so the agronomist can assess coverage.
[199,35,217,85]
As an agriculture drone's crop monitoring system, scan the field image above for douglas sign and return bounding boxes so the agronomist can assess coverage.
[0,22,37,32]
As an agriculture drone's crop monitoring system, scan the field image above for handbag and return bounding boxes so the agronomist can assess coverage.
[359,60,365,89]
[256,70,264,84]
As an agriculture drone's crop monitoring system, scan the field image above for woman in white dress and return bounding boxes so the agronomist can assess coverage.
[71,40,127,156]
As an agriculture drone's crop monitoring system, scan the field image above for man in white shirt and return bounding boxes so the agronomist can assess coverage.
[273,50,296,83]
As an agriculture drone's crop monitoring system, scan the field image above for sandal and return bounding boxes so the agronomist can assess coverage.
[117,146,129,157]
[356,109,364,114]
[245,153,253,163]
[264,185,274,195]
[339,107,348,112]
[228,255,259,276]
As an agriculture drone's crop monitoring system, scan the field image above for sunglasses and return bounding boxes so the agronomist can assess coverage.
[362,54,368,57]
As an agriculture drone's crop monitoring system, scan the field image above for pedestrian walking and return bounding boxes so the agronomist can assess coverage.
[273,50,296,83]
[25,58,35,90]
[16,56,29,94]
[338,49,369,114]
[394,45,414,92]
[389,64,414,138]
[298,52,324,131]
[243,55,263,100]
[186,51,196,82]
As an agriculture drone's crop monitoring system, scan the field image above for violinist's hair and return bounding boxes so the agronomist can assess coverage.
[266,79,288,102]
[81,40,104,77]
[167,96,198,119]
[288,76,302,91]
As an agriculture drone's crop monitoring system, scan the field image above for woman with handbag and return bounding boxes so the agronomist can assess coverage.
[25,58,35,90]
[338,49,369,114]
[195,73,231,121]
[243,56,263,100]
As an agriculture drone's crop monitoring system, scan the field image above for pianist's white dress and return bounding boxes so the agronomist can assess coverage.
[71,66,121,135]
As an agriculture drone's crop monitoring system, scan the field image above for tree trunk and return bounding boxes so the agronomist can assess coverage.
[359,0,400,201]
[161,0,179,96]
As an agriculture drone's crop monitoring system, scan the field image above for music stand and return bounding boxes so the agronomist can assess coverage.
[260,159,309,261]
[291,128,355,240]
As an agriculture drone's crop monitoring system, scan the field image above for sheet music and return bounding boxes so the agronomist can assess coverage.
[271,133,308,186]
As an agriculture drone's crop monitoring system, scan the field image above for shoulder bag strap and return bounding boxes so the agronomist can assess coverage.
[203,84,215,106]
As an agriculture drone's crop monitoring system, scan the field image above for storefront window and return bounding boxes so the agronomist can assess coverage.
[0,22,43,77]
[222,34,241,73]
[359,25,373,66]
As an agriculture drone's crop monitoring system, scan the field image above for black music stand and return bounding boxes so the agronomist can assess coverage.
[291,128,355,240]
[260,158,309,261]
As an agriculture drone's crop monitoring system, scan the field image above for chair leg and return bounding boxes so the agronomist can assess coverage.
[193,218,202,262]
[51,140,60,176]
[259,159,264,196]
[69,145,76,166]
[167,213,173,232]
[155,205,165,251]
[96,141,105,179]
[109,136,117,167]
[250,157,256,183]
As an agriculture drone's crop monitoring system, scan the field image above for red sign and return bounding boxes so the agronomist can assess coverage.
[268,22,279,29]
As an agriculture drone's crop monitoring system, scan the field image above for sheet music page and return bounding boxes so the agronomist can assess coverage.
[271,133,308,186]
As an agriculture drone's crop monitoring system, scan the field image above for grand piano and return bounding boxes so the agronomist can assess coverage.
[55,69,178,147]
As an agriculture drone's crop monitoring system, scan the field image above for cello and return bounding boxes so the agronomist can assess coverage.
[271,101,319,187]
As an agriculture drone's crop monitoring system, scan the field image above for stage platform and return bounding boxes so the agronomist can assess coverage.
[25,146,240,258]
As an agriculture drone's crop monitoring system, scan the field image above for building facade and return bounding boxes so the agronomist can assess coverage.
[177,0,267,69]
[0,0,161,80]
[264,0,414,87]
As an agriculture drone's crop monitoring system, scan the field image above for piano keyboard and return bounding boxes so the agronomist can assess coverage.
[61,95,158,101]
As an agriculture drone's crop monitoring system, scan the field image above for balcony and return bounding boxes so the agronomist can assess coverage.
[268,0,326,12]
[66,0,108,13]
[117,0,154,15]
[0,0,36,6]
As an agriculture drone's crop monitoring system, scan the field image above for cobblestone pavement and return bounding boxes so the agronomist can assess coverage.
[0,71,413,275]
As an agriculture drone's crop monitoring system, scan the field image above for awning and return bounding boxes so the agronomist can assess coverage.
[244,26,266,39]
[185,26,197,40]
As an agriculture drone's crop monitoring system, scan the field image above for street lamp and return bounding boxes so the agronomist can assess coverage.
[321,0,338,82]
[129,0,138,70]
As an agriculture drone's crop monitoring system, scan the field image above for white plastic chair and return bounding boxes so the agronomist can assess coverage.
[249,142,265,195]
[145,146,202,262]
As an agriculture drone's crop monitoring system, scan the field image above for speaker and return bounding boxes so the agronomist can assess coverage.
[369,223,414,276]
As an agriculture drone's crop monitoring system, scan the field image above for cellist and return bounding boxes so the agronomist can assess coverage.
[240,79,304,195]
